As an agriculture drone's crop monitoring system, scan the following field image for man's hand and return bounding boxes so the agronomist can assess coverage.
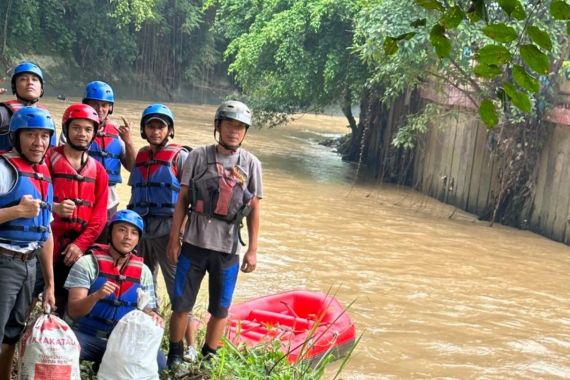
[147,311,165,328]
[54,199,76,217]
[118,116,133,145]
[96,281,118,300]
[18,195,41,218]
[240,248,257,273]
[0,88,6,95]
[62,243,83,266]
[42,285,56,312]
[167,239,181,265]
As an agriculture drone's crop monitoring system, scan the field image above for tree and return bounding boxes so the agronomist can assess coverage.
[372,0,569,224]
[383,0,569,128]
[214,0,369,133]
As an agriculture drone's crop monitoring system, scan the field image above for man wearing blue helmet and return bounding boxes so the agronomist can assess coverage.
[166,100,262,366]
[64,209,165,373]
[82,81,136,224]
[0,62,57,150]
[127,103,196,358]
[0,107,56,379]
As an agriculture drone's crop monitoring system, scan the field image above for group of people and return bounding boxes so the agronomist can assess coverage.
[0,61,263,377]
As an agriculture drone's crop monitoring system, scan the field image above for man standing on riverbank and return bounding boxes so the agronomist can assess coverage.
[166,100,262,366]
[82,81,136,225]
[127,104,196,360]
[0,107,56,380]
[0,62,57,150]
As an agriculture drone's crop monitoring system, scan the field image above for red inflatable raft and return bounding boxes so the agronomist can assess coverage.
[227,290,356,364]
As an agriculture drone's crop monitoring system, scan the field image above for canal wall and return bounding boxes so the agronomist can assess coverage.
[412,85,570,245]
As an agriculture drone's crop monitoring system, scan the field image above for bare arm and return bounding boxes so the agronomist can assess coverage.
[0,195,41,224]
[39,234,55,310]
[167,185,191,264]
[241,197,260,273]
[119,116,136,172]
[67,281,118,320]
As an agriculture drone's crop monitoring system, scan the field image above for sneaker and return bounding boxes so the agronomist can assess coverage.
[184,346,198,362]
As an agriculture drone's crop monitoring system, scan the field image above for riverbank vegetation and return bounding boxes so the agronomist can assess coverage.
[75,310,356,380]
[2,0,569,228]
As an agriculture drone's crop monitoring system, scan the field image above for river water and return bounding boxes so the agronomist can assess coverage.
[41,98,570,379]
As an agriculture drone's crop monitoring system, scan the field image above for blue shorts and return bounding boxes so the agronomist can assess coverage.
[172,243,239,318]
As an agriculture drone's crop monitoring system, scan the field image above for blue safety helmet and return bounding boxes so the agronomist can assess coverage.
[82,81,115,114]
[140,103,174,139]
[9,107,55,157]
[109,210,144,237]
[11,62,44,96]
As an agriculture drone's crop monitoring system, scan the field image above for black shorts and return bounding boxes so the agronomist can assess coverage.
[172,243,239,318]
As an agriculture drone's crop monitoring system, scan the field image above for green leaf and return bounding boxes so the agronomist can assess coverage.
[473,64,503,78]
[567,21,570,34]
[497,0,526,19]
[482,23,518,43]
[511,2,527,19]
[415,0,445,11]
[551,0,570,20]
[476,45,512,65]
[512,65,540,93]
[440,6,465,29]
[384,37,399,55]
[479,99,498,128]
[396,32,416,41]
[527,26,552,51]
[520,44,550,74]
[429,24,451,58]
[503,83,532,113]
[410,18,427,28]
[498,0,516,15]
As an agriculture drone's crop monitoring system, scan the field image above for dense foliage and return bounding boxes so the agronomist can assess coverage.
[214,0,368,129]
[0,0,225,95]
[382,0,569,128]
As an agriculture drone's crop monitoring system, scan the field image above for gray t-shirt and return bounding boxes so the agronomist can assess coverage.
[181,144,263,254]
[128,146,189,239]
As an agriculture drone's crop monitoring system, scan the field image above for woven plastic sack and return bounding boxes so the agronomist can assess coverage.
[98,290,164,380]
[17,313,81,380]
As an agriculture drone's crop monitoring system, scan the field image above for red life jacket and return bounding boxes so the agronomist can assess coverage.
[47,146,98,258]
[128,144,182,216]
[2,100,48,115]
[73,244,144,339]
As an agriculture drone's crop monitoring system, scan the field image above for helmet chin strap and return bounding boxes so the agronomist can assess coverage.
[67,140,90,152]
[15,95,39,105]
[110,240,133,259]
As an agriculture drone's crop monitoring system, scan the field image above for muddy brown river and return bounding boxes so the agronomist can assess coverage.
[39,98,570,379]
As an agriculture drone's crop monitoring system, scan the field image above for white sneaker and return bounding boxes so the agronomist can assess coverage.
[184,346,198,362]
